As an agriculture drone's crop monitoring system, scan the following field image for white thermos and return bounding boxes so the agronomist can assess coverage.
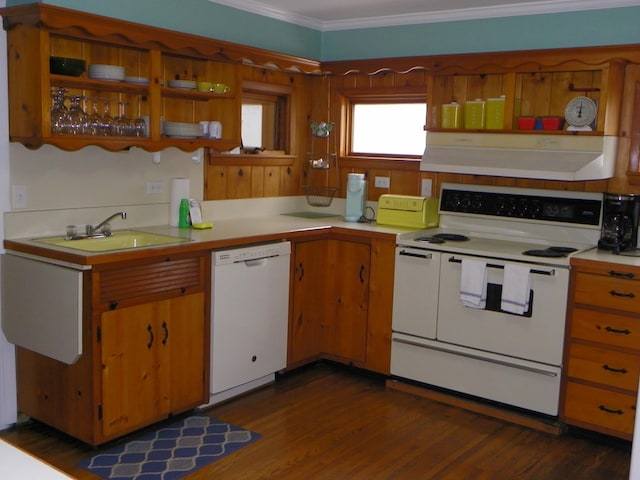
[344,173,367,222]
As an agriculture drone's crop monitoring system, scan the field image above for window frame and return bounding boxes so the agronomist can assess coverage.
[339,87,427,164]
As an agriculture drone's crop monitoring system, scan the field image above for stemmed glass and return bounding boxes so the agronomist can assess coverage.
[66,95,87,135]
[50,88,68,134]
[101,99,114,136]
[86,97,102,136]
[114,102,132,136]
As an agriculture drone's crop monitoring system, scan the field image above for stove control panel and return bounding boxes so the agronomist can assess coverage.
[440,187,602,225]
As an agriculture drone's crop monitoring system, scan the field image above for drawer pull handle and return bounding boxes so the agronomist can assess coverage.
[604,326,632,335]
[609,270,635,279]
[602,364,628,374]
[598,405,624,415]
[609,290,635,298]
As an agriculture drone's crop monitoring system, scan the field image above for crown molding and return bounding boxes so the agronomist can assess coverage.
[209,0,640,31]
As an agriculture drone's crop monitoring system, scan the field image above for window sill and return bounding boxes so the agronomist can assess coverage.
[209,153,296,166]
[339,156,421,170]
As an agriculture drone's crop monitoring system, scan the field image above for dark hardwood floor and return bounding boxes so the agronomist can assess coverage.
[0,362,632,479]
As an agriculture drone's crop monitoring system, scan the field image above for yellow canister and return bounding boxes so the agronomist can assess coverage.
[464,99,486,129]
[440,102,463,129]
[486,95,506,130]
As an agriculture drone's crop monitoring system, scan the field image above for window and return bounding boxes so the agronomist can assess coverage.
[343,92,427,158]
[241,81,291,153]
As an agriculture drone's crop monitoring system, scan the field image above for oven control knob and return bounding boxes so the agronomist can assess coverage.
[496,198,507,215]
[460,195,472,210]
[471,195,483,211]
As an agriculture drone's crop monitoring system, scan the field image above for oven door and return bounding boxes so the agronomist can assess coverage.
[392,247,441,339]
[436,253,569,366]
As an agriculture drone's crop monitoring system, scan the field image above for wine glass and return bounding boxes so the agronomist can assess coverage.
[50,88,68,134]
[114,102,132,136]
[86,97,102,136]
[101,99,114,136]
[66,95,87,135]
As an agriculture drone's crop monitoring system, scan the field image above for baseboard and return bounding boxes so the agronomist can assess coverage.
[386,378,566,436]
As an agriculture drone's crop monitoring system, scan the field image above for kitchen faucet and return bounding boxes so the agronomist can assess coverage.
[86,211,127,237]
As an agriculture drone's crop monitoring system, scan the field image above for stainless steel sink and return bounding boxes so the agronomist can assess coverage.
[34,230,192,252]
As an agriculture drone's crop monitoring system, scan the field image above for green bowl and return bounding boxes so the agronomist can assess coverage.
[49,56,86,77]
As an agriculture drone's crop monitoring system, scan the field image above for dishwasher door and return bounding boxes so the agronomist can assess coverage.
[208,241,291,405]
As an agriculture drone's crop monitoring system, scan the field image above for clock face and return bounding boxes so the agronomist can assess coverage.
[564,96,597,128]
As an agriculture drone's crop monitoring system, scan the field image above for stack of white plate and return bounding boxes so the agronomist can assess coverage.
[168,79,196,90]
[124,76,149,85]
[88,64,126,81]
[162,121,203,138]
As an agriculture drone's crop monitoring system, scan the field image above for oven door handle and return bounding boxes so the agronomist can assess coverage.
[447,256,556,277]
[399,249,433,260]
[393,337,558,377]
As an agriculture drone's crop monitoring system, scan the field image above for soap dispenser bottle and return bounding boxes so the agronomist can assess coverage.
[344,173,367,222]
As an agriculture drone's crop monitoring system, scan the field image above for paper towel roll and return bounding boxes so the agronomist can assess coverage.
[169,178,190,226]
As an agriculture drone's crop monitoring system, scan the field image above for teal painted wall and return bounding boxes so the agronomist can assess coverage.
[5,0,322,60]
[321,7,640,61]
[6,1,640,61]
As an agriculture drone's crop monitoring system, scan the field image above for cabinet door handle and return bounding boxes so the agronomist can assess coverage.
[161,321,169,346]
[609,270,635,279]
[359,265,366,284]
[604,326,632,335]
[147,324,154,349]
[298,262,304,282]
[602,364,628,374]
[598,405,624,415]
[609,290,635,298]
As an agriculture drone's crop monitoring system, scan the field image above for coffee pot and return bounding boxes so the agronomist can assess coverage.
[598,193,640,253]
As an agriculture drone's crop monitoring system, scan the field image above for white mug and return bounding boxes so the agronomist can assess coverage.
[209,121,222,139]
[199,121,209,137]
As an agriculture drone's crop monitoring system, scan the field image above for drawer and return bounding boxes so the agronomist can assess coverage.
[566,342,640,391]
[563,381,636,438]
[574,272,640,314]
[570,307,640,350]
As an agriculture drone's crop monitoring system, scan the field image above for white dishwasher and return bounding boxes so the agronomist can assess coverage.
[204,241,291,407]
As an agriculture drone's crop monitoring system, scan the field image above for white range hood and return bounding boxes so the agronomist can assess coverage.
[420,132,618,181]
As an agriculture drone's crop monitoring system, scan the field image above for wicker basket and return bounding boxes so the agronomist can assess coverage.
[304,185,338,207]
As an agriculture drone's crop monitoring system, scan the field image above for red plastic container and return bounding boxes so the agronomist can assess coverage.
[517,116,536,130]
[541,116,564,130]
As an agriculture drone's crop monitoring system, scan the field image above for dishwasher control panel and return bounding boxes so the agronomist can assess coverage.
[213,241,291,265]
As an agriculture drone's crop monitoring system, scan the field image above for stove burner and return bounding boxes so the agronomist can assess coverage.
[414,236,445,244]
[547,246,578,254]
[522,246,577,258]
[432,233,470,241]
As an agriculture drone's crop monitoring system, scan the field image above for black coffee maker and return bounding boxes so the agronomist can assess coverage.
[598,193,640,253]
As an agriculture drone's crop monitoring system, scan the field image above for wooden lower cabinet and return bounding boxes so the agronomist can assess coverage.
[288,232,395,375]
[562,258,640,440]
[16,252,210,445]
[101,293,205,439]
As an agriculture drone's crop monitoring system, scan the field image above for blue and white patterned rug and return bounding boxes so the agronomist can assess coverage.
[78,415,261,479]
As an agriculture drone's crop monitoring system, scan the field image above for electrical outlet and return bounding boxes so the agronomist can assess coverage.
[421,178,432,197]
[11,185,27,209]
[146,181,164,194]
[374,176,390,188]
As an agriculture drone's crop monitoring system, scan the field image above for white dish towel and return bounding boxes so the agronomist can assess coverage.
[501,264,531,315]
[460,259,487,309]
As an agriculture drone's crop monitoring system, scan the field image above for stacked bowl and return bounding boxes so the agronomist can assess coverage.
[88,64,126,81]
[161,121,203,138]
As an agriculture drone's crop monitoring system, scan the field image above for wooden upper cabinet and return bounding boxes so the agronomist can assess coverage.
[0,3,319,153]
[426,58,625,136]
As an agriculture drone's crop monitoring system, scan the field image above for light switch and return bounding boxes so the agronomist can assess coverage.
[11,185,27,209]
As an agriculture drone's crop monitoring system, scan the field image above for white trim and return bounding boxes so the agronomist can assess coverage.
[209,0,640,31]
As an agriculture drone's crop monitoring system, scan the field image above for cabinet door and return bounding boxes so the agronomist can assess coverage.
[165,293,207,411]
[101,302,169,438]
[324,239,370,363]
[100,294,206,439]
[288,240,326,366]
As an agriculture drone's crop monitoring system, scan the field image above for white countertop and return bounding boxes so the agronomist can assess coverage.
[0,440,73,479]
[572,247,640,267]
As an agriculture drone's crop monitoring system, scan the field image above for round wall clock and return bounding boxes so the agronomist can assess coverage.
[564,96,597,131]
